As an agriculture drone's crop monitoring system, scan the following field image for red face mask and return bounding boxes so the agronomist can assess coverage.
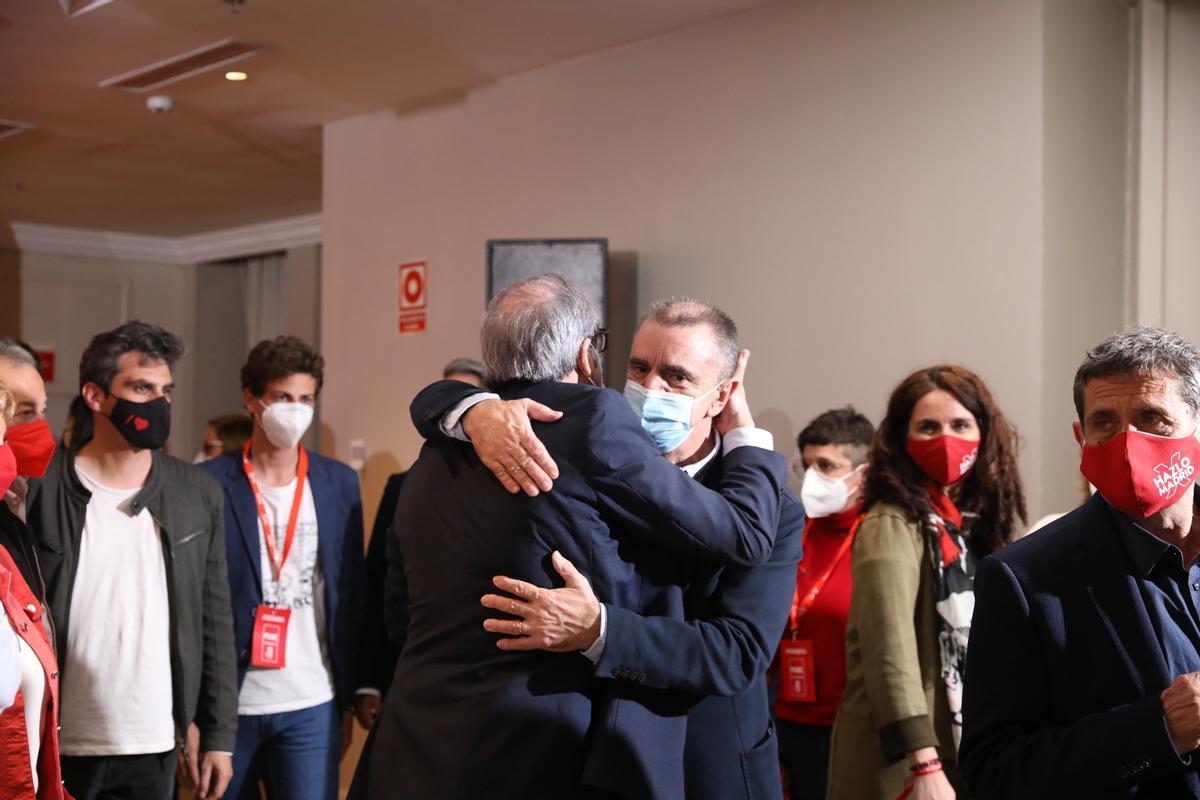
[0,444,16,497]
[1080,429,1200,519]
[5,417,56,478]
[907,435,980,486]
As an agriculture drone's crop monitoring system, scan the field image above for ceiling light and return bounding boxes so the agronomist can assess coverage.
[225,71,248,81]
[99,39,260,93]
[0,119,36,142]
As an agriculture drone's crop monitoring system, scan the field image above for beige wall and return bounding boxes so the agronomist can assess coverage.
[1040,0,1131,514]
[14,248,201,457]
[8,243,323,462]
[322,0,1067,520]
[1159,1,1200,342]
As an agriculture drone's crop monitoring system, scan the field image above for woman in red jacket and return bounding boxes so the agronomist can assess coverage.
[0,383,70,800]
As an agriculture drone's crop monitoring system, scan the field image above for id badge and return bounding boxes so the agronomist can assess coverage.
[250,605,291,669]
[779,639,817,703]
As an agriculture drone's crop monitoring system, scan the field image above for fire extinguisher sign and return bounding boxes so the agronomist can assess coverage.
[398,261,427,335]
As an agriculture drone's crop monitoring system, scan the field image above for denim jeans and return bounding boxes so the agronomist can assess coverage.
[227,700,339,800]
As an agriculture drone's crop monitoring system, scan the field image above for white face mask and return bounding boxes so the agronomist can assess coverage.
[800,465,863,519]
[259,402,314,450]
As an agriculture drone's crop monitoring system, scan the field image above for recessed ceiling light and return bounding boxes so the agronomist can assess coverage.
[225,71,249,82]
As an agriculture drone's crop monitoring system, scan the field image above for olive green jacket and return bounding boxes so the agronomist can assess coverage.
[827,503,964,799]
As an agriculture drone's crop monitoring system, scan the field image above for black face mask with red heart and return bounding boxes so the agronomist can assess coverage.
[107,395,171,451]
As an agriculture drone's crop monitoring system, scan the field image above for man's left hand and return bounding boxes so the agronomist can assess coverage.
[715,349,755,435]
[177,723,201,792]
[481,551,600,652]
[341,711,354,756]
[197,751,233,800]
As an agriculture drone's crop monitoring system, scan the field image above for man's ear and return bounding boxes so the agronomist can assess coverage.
[242,387,259,416]
[703,379,734,419]
[575,339,594,383]
[81,383,106,414]
[1072,420,1085,448]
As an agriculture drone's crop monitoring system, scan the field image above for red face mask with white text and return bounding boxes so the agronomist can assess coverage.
[1080,429,1200,519]
[907,435,980,486]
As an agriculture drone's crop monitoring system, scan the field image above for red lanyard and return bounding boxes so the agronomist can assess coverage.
[242,441,309,584]
[789,518,860,633]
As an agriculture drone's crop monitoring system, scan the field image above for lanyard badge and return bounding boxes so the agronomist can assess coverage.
[780,519,860,704]
[250,606,292,668]
[242,441,309,669]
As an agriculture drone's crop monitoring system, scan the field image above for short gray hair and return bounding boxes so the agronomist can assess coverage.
[1073,326,1200,420]
[0,339,37,369]
[442,357,484,382]
[639,298,739,380]
[481,274,600,388]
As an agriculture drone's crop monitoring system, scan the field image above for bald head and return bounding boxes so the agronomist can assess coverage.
[480,274,600,388]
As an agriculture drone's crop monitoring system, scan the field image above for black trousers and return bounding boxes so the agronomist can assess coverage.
[777,720,832,800]
[61,749,177,800]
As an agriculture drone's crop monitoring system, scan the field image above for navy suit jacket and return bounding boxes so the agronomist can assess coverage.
[960,493,1200,799]
[355,380,786,800]
[200,449,366,711]
[595,454,804,800]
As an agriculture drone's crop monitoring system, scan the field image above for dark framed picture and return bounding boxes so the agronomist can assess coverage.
[487,239,609,320]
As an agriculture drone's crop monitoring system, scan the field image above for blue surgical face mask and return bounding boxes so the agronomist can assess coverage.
[623,380,720,454]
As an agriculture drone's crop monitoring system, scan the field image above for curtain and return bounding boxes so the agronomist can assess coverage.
[242,251,286,347]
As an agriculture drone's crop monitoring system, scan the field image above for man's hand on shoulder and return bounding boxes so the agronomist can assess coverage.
[462,398,562,496]
[480,551,600,652]
[1163,672,1200,754]
[715,349,755,436]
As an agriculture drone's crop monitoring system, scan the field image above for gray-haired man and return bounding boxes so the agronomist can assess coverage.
[350,274,787,800]
[962,326,1200,798]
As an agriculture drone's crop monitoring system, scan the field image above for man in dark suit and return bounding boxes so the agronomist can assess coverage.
[961,326,1200,799]
[352,276,786,800]
[428,299,804,800]
[351,358,485,730]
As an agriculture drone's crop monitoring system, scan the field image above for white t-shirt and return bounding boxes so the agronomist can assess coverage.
[0,605,17,712]
[17,636,44,791]
[237,479,334,716]
[60,467,174,756]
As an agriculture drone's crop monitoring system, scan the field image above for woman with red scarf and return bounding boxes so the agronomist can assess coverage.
[0,381,70,800]
[826,366,1026,800]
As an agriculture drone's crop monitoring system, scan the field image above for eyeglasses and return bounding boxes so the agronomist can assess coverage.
[592,328,608,354]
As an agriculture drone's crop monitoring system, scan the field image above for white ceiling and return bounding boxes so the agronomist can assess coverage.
[0,0,779,237]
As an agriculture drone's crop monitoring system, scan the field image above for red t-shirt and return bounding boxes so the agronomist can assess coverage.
[773,506,860,727]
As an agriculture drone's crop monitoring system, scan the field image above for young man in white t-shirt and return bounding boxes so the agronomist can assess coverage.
[200,336,364,800]
[27,321,238,800]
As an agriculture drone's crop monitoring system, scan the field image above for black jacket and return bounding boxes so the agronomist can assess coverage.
[351,380,786,800]
[26,448,239,752]
[961,493,1200,799]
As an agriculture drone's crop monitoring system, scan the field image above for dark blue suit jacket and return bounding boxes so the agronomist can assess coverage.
[960,493,1200,799]
[200,449,366,711]
[595,454,804,800]
[355,380,786,800]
